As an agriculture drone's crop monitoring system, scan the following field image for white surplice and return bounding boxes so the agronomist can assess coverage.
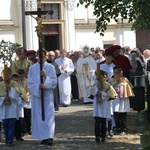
[0,87,21,120]
[55,57,74,105]
[112,82,131,113]
[17,97,25,118]
[100,63,115,79]
[93,86,111,119]
[27,61,57,140]
[100,63,116,115]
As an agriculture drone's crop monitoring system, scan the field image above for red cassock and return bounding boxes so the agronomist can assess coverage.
[100,55,131,71]
[100,54,131,78]
[113,55,131,71]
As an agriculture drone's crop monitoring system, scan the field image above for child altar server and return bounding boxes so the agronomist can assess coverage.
[93,70,117,142]
[109,66,134,135]
[0,66,26,147]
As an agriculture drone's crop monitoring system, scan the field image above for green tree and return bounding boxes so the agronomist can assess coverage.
[77,0,150,36]
[0,40,21,64]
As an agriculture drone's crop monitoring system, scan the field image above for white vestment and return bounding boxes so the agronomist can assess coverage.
[28,61,57,140]
[93,86,111,119]
[76,56,96,103]
[96,57,105,63]
[18,97,25,118]
[0,87,21,120]
[100,63,116,115]
[55,57,74,105]
[100,63,115,79]
[113,97,130,112]
[112,83,130,113]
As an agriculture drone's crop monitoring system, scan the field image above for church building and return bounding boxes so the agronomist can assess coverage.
[0,0,137,53]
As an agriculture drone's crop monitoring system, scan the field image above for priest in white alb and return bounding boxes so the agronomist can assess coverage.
[55,50,74,106]
[27,49,57,146]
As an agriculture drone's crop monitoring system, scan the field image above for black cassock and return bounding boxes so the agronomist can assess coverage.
[47,60,61,111]
[129,60,145,112]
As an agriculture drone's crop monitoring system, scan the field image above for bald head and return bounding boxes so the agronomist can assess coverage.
[48,51,56,61]
[49,51,55,56]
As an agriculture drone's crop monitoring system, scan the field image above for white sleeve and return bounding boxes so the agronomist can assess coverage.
[0,97,5,107]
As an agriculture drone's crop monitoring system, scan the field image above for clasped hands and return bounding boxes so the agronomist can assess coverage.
[61,64,67,73]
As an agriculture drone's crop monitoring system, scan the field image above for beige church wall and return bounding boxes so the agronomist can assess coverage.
[0,0,23,45]
[87,5,96,19]
[116,28,136,49]
[0,31,15,42]
[13,0,23,45]
[102,29,117,46]
[75,29,103,50]
[102,27,136,49]
[75,26,136,51]
[0,0,136,56]
[0,0,11,20]
[0,0,23,71]
[74,0,136,51]
[74,2,85,19]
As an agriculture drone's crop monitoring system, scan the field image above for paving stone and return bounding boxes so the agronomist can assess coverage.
[0,101,144,150]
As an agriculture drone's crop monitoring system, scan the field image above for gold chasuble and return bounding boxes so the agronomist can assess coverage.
[108,77,135,99]
[0,80,29,102]
[18,78,29,94]
[10,59,33,76]
[101,81,118,99]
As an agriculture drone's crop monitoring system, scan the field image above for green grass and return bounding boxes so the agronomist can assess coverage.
[141,121,150,150]
[141,100,150,150]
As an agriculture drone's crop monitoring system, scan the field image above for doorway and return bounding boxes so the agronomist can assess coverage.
[42,24,60,51]
[44,34,59,51]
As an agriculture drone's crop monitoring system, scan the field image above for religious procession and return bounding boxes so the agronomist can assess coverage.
[0,44,149,149]
[1,1,150,149]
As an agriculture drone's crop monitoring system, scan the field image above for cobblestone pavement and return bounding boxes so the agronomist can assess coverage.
[0,101,144,150]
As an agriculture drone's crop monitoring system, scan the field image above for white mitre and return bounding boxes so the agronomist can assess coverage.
[82,45,92,56]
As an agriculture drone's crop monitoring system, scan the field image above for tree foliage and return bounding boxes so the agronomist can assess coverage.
[0,40,21,64]
[77,0,150,36]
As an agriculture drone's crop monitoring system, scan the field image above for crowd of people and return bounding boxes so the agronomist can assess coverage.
[0,44,149,147]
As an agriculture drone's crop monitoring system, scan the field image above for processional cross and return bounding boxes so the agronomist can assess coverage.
[24,0,53,121]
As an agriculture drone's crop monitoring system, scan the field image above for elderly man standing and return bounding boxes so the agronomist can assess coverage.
[55,50,74,107]
[47,51,61,111]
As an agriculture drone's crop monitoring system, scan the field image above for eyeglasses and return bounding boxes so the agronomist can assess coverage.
[49,55,54,57]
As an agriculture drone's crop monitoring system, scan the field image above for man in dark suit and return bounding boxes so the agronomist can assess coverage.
[47,51,61,111]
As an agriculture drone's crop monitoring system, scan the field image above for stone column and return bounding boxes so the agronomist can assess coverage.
[24,0,38,50]
[25,15,38,50]
[64,0,76,52]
